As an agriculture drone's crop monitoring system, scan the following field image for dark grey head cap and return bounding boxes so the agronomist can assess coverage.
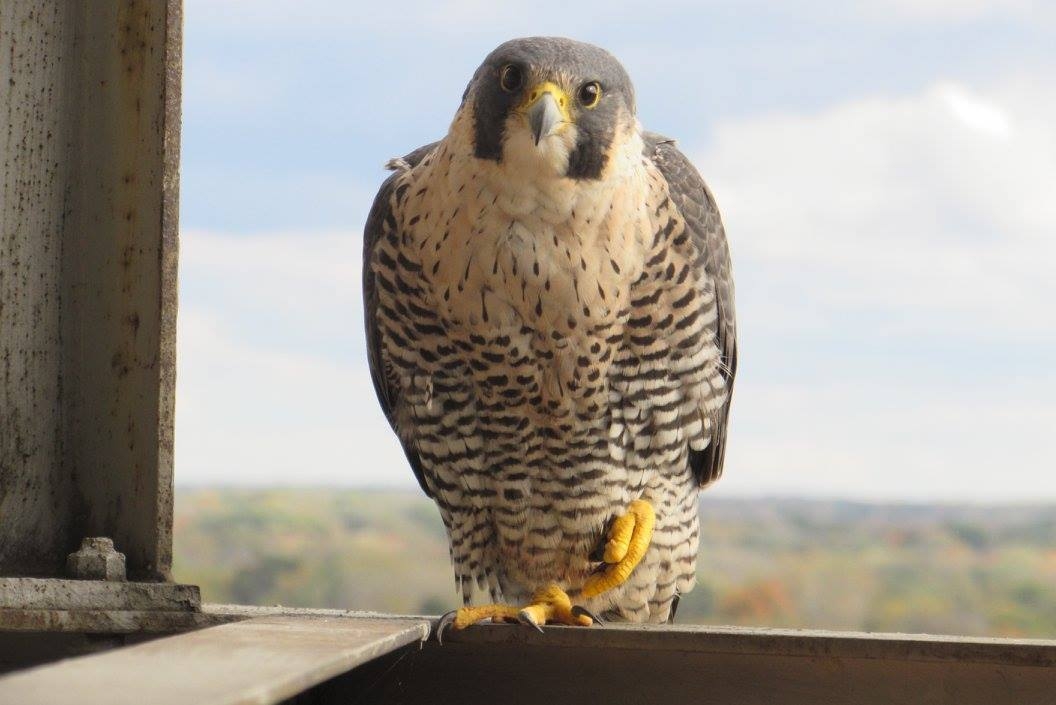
[464,37,638,179]
[473,36,637,114]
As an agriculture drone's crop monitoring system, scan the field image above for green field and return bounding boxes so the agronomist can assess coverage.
[173,489,1056,638]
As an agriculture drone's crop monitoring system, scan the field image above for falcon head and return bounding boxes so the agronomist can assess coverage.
[460,37,638,180]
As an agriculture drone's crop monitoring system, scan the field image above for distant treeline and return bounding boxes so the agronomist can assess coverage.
[173,489,1056,638]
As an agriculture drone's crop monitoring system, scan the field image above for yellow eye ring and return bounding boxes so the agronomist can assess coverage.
[577,81,601,108]
[500,64,524,93]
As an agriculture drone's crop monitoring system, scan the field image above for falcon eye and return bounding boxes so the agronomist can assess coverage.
[500,64,524,93]
[578,81,601,108]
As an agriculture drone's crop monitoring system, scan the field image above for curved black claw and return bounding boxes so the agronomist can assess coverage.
[570,605,604,625]
[517,609,546,634]
[436,610,459,645]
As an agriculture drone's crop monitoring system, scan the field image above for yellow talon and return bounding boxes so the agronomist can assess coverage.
[581,499,655,599]
[450,603,523,629]
[447,583,593,631]
[602,511,636,563]
[439,499,655,639]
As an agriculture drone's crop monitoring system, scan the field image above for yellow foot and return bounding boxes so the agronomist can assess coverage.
[581,499,656,599]
[436,583,596,642]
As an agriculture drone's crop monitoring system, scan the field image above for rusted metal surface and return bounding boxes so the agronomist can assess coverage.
[0,0,182,580]
[0,616,431,705]
[0,0,73,581]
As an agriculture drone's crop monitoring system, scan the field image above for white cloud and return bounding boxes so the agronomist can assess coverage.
[179,228,361,328]
[175,230,414,488]
[699,78,1056,341]
[938,83,1012,140]
[697,76,1056,500]
[717,376,1056,502]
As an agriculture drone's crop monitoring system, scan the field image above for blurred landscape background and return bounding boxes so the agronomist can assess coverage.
[174,3,1056,641]
[174,489,1056,638]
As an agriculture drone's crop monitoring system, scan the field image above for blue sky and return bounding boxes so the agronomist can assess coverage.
[175,0,1056,500]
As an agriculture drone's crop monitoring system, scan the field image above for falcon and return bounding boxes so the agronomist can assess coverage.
[363,37,736,630]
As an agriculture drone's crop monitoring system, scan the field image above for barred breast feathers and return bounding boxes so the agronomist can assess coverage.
[372,107,721,619]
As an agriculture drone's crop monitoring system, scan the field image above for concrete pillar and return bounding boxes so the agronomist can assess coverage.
[0,0,182,581]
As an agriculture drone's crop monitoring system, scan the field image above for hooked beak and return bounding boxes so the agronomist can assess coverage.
[529,93,564,145]
[524,82,571,146]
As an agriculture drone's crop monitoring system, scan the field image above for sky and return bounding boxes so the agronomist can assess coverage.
[175,0,1056,501]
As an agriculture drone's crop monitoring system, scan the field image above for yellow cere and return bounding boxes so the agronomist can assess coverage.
[521,81,574,123]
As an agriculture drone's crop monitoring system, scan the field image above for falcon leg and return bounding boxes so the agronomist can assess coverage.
[437,583,594,640]
[581,499,655,598]
[436,500,654,641]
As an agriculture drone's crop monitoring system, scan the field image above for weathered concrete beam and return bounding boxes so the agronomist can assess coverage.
[0,578,200,612]
[0,609,225,636]
[0,0,182,580]
[0,615,432,705]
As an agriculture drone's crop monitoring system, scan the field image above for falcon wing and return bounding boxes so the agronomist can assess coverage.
[644,132,738,486]
[363,142,438,497]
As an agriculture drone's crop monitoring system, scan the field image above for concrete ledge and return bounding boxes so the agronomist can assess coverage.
[0,577,207,638]
[4,608,1055,704]
[0,615,431,705]
[0,578,200,612]
[0,609,230,634]
[203,603,432,622]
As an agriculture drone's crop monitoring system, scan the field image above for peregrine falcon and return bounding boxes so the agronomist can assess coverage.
[364,37,736,629]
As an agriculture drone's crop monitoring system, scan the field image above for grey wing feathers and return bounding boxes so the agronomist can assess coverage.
[643,132,738,486]
[363,142,438,497]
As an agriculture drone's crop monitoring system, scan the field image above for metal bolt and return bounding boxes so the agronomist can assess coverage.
[66,537,127,581]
